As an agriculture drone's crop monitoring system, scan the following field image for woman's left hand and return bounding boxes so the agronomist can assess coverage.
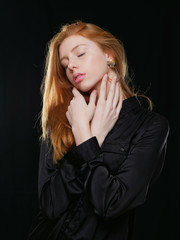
[90,75,124,147]
[66,87,97,128]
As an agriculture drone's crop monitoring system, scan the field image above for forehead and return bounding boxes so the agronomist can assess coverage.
[59,35,98,57]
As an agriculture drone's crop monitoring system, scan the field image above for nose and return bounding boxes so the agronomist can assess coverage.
[68,60,78,71]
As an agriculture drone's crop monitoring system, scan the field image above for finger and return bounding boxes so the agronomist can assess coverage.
[116,93,123,116]
[107,76,117,104]
[69,98,74,107]
[66,110,71,124]
[72,87,81,98]
[98,74,107,102]
[112,82,120,109]
[88,90,97,110]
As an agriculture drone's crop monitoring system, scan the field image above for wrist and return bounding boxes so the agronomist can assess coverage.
[72,123,93,146]
[92,132,106,147]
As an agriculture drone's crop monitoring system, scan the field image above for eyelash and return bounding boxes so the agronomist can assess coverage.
[78,53,85,57]
[65,52,86,70]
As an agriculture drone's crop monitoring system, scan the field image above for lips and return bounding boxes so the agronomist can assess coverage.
[73,73,86,83]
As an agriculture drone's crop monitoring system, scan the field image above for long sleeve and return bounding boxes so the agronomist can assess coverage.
[38,141,85,219]
[68,114,169,220]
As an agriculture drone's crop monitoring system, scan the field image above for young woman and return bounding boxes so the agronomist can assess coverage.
[27,21,169,240]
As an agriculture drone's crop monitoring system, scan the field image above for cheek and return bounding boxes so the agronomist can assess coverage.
[87,55,108,76]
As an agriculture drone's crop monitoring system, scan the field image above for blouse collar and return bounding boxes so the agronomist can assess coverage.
[120,96,142,116]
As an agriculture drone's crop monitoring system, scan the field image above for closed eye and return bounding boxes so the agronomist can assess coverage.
[64,53,86,70]
[78,53,85,57]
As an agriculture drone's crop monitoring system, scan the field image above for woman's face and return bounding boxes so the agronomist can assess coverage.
[59,35,109,95]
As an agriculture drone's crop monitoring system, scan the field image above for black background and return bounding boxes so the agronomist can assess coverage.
[1,1,179,239]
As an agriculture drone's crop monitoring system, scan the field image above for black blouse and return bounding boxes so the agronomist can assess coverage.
[27,96,169,240]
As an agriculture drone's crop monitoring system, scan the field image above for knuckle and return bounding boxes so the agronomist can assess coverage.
[110,105,113,111]
[98,100,105,107]
[99,101,105,108]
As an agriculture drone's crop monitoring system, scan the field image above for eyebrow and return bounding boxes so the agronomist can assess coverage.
[60,44,88,62]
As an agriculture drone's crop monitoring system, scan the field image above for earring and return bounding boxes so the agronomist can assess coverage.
[107,59,115,68]
[107,76,112,82]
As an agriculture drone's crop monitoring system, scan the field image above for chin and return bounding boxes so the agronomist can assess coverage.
[77,79,100,93]
[77,84,94,94]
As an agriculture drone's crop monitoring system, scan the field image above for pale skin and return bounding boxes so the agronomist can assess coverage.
[59,35,125,147]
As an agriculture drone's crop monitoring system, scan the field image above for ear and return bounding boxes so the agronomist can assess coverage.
[105,53,114,62]
[105,53,109,60]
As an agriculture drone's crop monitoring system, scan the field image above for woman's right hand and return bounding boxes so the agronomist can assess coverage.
[90,74,124,147]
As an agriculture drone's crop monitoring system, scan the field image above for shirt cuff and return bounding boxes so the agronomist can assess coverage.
[64,137,102,166]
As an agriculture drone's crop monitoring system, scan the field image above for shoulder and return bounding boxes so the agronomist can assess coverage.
[138,109,170,143]
[133,96,169,129]
[145,110,169,132]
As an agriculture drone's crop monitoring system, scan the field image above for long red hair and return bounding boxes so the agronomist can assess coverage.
[40,21,152,163]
